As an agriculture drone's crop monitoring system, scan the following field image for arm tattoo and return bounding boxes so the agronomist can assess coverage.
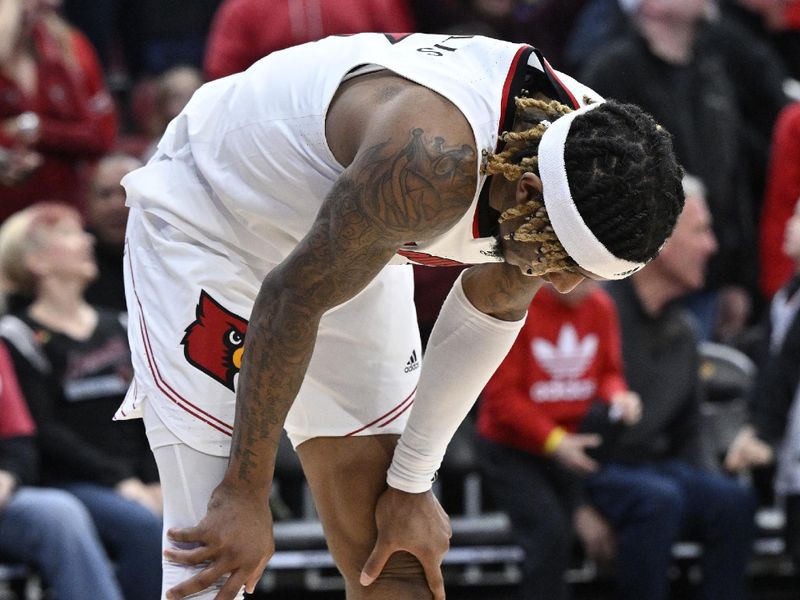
[228,128,477,485]
[358,128,476,239]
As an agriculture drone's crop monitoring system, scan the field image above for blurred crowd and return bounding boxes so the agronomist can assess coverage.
[0,0,799,598]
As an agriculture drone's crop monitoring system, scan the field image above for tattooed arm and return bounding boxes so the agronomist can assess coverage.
[228,127,476,491]
[163,87,478,600]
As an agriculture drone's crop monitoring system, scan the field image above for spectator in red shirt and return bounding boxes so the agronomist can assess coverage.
[203,0,416,80]
[0,0,117,223]
[759,102,800,299]
[476,280,641,600]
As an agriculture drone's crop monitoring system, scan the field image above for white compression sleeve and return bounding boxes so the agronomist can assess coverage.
[386,271,526,493]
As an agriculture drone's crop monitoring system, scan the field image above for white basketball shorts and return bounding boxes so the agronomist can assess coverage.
[117,207,421,456]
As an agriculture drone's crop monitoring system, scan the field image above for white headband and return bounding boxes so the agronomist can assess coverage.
[537,102,647,280]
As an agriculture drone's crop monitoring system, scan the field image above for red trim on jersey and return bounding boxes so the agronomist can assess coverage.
[397,249,464,267]
[138,313,234,436]
[126,241,234,436]
[472,45,528,238]
[135,295,233,432]
[499,47,528,137]
[542,59,579,109]
[378,396,415,428]
[378,392,415,428]
[471,208,481,239]
[117,380,134,418]
[346,387,417,436]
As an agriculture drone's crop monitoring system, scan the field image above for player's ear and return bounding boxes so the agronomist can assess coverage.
[516,171,543,201]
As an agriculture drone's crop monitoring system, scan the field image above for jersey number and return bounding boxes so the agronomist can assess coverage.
[383,33,475,57]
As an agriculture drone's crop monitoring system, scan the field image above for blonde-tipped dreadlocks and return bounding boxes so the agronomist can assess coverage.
[483,97,580,275]
[482,97,576,181]
[498,196,577,276]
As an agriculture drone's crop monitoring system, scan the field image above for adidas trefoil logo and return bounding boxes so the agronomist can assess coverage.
[532,324,598,379]
[404,349,420,373]
[530,325,599,402]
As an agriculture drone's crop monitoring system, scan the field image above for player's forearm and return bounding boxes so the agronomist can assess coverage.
[223,277,323,497]
[460,262,543,320]
[387,271,531,492]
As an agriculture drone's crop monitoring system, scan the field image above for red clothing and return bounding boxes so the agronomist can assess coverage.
[787,1,800,29]
[0,342,34,439]
[477,286,627,455]
[0,19,117,222]
[204,0,416,80]
[759,102,800,298]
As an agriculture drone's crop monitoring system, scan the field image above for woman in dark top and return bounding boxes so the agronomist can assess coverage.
[0,202,161,600]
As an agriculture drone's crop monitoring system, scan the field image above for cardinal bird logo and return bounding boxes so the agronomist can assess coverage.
[181,290,249,391]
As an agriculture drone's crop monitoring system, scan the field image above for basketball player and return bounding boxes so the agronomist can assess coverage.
[116,33,685,600]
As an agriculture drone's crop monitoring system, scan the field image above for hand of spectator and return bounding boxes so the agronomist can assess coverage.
[0,146,42,186]
[2,113,40,146]
[609,390,642,425]
[163,483,273,599]
[0,0,24,62]
[116,477,163,516]
[573,504,616,564]
[0,470,17,510]
[145,482,163,516]
[360,486,451,600]
[715,285,752,343]
[552,433,601,474]
[724,426,774,472]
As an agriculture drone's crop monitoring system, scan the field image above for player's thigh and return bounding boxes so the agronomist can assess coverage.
[296,434,426,583]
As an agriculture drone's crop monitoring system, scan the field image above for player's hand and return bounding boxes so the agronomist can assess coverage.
[724,426,773,472]
[552,432,601,474]
[163,483,274,600]
[360,486,452,600]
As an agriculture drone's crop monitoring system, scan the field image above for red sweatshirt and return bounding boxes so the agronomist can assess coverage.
[0,19,117,222]
[204,0,416,80]
[477,285,627,456]
[759,102,800,298]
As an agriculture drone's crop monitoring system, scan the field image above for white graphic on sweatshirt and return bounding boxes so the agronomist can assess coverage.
[530,324,598,402]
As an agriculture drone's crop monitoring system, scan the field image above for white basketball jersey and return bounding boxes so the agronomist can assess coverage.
[123,33,602,267]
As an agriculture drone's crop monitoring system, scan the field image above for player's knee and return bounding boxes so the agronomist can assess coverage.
[345,551,431,599]
[373,550,428,582]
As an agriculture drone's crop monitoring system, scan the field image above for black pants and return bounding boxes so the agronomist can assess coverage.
[785,494,800,567]
[476,437,580,600]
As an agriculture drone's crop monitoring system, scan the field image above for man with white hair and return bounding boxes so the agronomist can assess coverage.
[584,175,757,600]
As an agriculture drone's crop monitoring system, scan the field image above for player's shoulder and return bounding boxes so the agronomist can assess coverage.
[375,81,475,145]
[328,70,477,170]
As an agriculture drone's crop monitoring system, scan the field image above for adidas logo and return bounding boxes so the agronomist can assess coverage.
[532,324,598,380]
[530,324,599,402]
[404,349,420,373]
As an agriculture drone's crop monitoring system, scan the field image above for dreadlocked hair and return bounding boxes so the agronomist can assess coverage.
[563,100,684,264]
[498,197,576,275]
[483,97,685,267]
[483,97,571,181]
